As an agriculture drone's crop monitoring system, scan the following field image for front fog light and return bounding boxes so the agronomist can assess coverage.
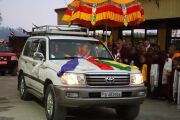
[138,91,146,96]
[60,73,86,85]
[130,74,144,85]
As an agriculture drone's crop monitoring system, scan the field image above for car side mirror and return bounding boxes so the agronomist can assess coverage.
[33,52,44,61]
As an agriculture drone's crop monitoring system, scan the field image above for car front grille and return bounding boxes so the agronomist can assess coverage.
[86,73,130,86]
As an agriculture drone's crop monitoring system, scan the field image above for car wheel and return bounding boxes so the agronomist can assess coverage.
[115,105,140,120]
[19,74,31,100]
[1,71,6,76]
[45,84,66,120]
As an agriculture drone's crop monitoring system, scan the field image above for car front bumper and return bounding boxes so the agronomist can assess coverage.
[54,85,147,107]
[0,60,18,71]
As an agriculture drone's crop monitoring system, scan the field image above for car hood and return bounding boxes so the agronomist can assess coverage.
[0,52,16,56]
[47,59,140,74]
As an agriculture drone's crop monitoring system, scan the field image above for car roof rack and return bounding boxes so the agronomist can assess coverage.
[31,25,89,36]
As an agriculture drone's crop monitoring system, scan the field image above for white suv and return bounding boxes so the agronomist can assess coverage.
[18,26,146,120]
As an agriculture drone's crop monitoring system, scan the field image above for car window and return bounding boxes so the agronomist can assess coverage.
[0,44,10,52]
[29,39,40,58]
[23,41,31,56]
[37,39,46,59]
[49,39,113,60]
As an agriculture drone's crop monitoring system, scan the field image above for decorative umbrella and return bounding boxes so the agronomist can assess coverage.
[62,0,144,27]
[62,0,80,24]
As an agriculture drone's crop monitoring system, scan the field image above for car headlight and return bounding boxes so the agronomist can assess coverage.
[60,73,86,85]
[11,56,17,60]
[130,74,144,85]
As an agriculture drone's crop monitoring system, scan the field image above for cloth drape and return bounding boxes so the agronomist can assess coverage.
[177,71,180,110]
[172,70,180,109]
[141,64,147,82]
[162,58,172,85]
[150,64,159,92]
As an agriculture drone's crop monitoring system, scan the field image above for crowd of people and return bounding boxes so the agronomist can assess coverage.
[111,38,180,103]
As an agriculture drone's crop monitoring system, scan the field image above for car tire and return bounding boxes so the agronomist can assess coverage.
[45,84,67,120]
[19,74,31,100]
[115,105,140,120]
[1,71,5,76]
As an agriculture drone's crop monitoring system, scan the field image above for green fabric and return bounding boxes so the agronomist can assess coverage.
[97,60,131,71]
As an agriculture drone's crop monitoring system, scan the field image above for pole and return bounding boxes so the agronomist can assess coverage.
[105,24,108,46]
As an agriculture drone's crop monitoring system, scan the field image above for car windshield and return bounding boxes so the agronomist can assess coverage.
[0,44,10,52]
[49,39,113,60]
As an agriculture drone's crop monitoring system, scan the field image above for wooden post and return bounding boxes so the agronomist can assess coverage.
[158,23,166,50]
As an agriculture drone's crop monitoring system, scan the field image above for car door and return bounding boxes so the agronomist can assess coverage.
[19,39,32,87]
[25,38,41,92]
[30,39,47,94]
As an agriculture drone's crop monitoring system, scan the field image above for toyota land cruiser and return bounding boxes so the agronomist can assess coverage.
[18,25,146,120]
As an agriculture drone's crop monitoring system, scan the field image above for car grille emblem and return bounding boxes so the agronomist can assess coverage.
[105,76,115,84]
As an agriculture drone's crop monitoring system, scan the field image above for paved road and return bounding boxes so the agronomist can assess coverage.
[0,75,180,120]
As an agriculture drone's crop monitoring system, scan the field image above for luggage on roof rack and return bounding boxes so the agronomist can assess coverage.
[31,25,88,36]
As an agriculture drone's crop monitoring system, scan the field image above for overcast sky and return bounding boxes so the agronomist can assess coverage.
[0,0,73,31]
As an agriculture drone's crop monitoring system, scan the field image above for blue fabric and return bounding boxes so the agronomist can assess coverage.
[57,58,79,77]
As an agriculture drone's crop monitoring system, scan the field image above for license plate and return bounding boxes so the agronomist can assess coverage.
[0,61,7,65]
[101,91,122,98]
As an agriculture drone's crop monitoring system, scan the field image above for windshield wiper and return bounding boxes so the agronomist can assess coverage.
[63,56,83,59]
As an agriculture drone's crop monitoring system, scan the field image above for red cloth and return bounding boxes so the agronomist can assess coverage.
[86,58,114,70]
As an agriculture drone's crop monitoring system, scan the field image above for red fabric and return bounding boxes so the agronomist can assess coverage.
[73,3,142,15]
[140,9,144,15]
[65,9,73,15]
[74,5,92,14]
[86,58,114,70]
[126,4,141,14]
[96,4,122,14]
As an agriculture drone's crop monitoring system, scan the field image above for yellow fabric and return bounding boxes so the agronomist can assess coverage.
[127,12,142,22]
[131,66,138,70]
[70,11,92,21]
[112,0,134,4]
[141,64,147,82]
[106,61,129,67]
[62,15,72,23]
[104,60,138,70]
[81,0,108,4]
[70,0,80,7]
[81,0,134,4]
[69,11,143,25]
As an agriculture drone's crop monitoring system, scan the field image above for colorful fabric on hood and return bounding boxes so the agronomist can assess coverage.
[97,60,132,71]
[57,57,139,77]
[107,60,138,70]
[57,58,79,77]
[86,58,114,70]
